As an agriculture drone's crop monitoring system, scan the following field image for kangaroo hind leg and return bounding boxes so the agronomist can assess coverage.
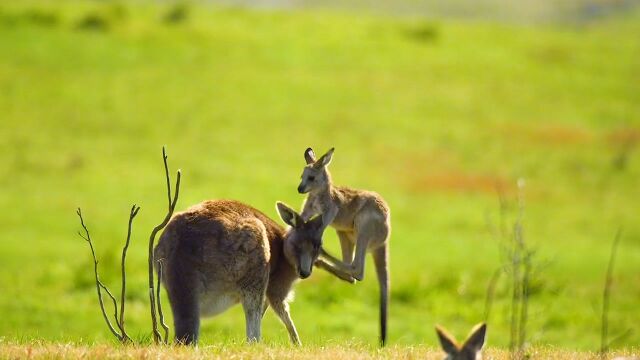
[166,276,200,345]
[241,291,265,343]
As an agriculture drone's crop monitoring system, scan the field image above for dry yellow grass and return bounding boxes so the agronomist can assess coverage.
[0,342,637,360]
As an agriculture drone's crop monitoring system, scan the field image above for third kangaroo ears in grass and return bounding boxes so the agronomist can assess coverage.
[435,323,487,360]
[303,147,334,168]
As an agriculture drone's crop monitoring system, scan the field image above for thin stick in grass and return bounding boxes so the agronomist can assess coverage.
[156,259,170,344]
[600,228,623,355]
[117,205,139,343]
[148,146,181,344]
[76,208,124,342]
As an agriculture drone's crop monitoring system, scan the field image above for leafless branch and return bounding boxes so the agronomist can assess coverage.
[117,204,139,343]
[509,245,521,357]
[600,228,623,356]
[509,219,522,354]
[518,250,532,352]
[78,147,180,346]
[99,281,121,334]
[148,146,181,344]
[156,259,170,344]
[76,208,124,342]
[499,179,531,360]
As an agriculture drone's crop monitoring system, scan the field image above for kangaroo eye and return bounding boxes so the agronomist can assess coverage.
[308,176,315,182]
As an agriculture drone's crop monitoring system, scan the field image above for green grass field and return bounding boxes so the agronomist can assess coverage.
[0,1,639,354]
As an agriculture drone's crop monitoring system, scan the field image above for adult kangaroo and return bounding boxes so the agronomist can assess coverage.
[298,147,391,346]
[154,199,324,345]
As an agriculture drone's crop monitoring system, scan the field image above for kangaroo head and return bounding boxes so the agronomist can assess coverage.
[297,147,334,194]
[276,201,324,279]
[435,323,487,360]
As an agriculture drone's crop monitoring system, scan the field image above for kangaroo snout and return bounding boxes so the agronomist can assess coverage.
[299,269,311,279]
[297,184,307,194]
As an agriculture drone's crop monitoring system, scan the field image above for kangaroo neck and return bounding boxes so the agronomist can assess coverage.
[269,230,298,283]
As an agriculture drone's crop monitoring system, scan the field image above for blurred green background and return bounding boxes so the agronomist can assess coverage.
[0,0,638,350]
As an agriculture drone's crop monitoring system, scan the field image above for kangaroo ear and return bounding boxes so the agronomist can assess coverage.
[314,147,334,168]
[435,325,459,356]
[276,202,302,228]
[461,323,487,353]
[304,148,316,165]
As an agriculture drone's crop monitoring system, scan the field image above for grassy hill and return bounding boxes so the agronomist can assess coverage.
[0,1,638,351]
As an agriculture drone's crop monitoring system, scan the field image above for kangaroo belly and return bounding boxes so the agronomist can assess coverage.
[199,291,240,317]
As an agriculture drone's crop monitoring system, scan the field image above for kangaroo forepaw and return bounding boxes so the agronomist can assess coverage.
[352,269,365,282]
[347,276,356,284]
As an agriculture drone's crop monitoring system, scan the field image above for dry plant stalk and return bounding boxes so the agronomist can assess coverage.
[600,228,624,356]
[148,147,181,344]
[77,146,180,345]
[76,205,139,343]
[157,259,170,344]
[484,179,534,360]
[509,179,533,360]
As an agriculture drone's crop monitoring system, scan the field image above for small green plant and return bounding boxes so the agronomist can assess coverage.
[75,13,110,32]
[403,21,439,43]
[162,3,189,25]
[484,179,537,360]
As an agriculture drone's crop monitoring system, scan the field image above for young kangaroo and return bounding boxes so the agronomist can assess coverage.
[297,147,391,345]
[154,199,324,345]
[435,323,487,360]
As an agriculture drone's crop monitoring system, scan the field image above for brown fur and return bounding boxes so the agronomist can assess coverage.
[154,199,323,345]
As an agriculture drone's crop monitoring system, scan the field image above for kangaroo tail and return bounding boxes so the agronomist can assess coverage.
[373,244,389,347]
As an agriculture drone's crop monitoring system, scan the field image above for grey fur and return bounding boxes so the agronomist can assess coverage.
[298,147,391,345]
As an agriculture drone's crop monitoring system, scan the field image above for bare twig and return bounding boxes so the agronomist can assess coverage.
[600,228,623,356]
[156,259,170,344]
[76,208,124,342]
[490,179,537,360]
[513,178,528,359]
[148,146,181,344]
[99,282,121,333]
[78,147,180,346]
[509,222,522,354]
[518,250,532,352]
[504,179,530,360]
[509,244,521,356]
[117,205,140,343]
